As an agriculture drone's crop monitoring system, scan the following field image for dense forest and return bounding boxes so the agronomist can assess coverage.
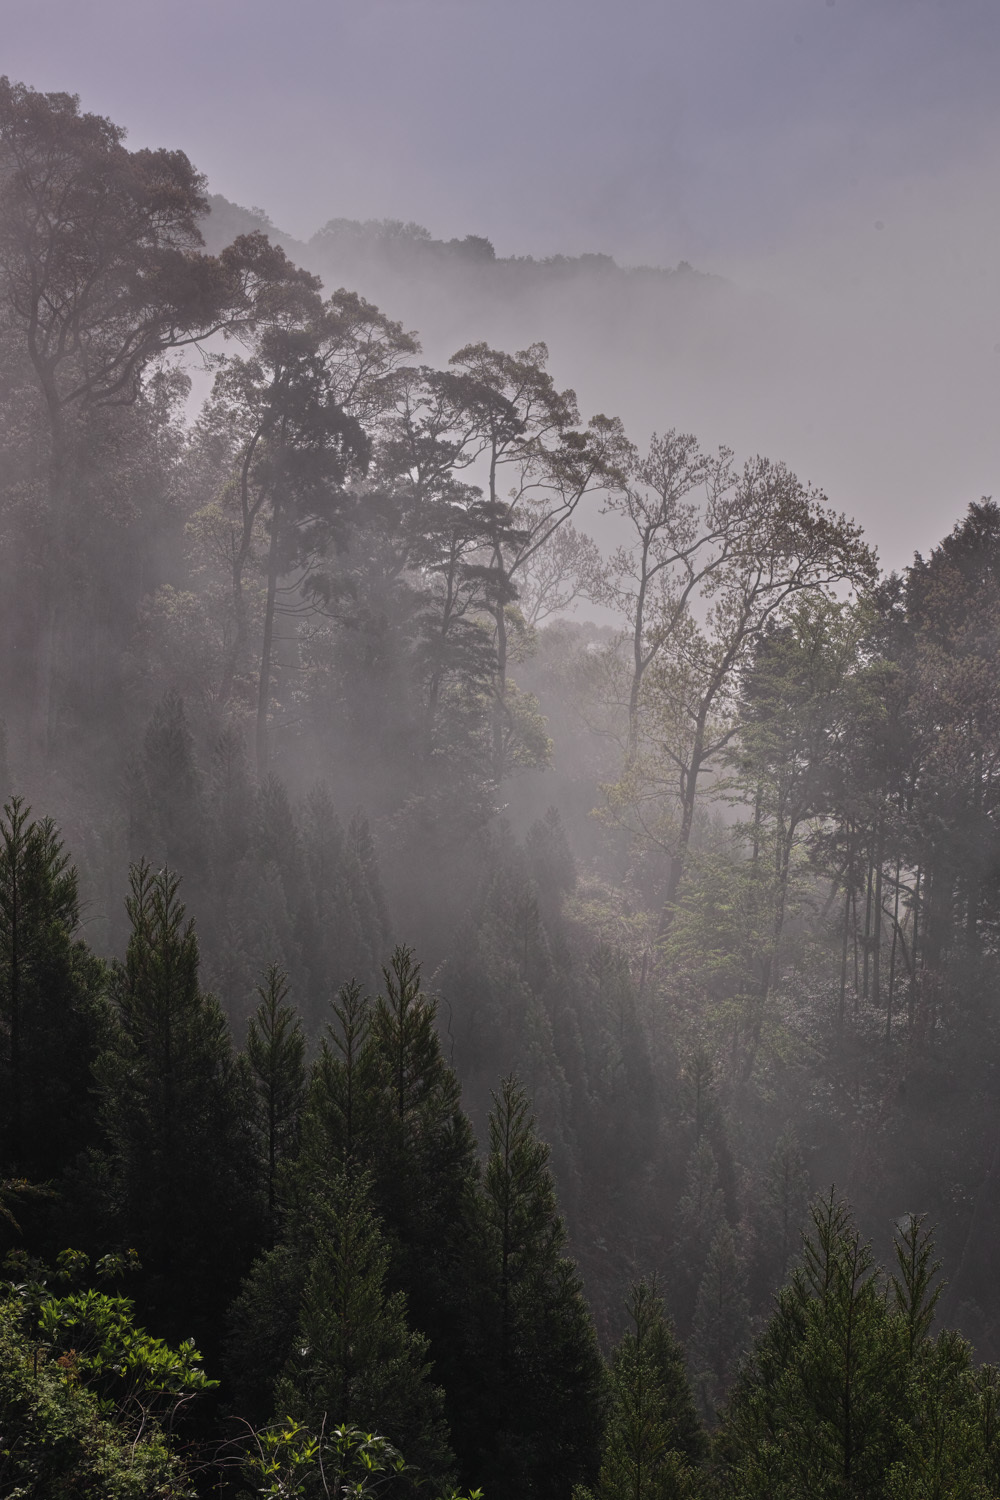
[4,73,1000,1498]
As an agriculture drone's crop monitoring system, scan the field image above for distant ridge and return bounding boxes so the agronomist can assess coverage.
[199,193,714,292]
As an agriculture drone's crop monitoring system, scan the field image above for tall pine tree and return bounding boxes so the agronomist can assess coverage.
[0,797,105,1181]
[479,1074,606,1500]
[92,861,258,1349]
[246,963,306,1237]
[274,1168,455,1496]
[586,1279,706,1500]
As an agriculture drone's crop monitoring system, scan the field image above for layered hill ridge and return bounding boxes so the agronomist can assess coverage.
[200,192,714,292]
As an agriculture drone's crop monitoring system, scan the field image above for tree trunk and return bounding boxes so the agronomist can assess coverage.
[871,822,884,1006]
[491,554,509,785]
[33,400,70,759]
[661,717,708,928]
[885,857,901,1045]
[743,820,795,1080]
[838,876,851,1032]
[219,430,262,708]
[255,504,282,778]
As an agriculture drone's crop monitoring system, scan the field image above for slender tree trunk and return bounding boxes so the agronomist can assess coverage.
[35,412,71,759]
[885,857,901,1046]
[626,536,651,764]
[255,502,282,777]
[661,718,708,928]
[908,865,922,1034]
[491,552,509,784]
[423,547,459,759]
[28,344,69,759]
[862,845,874,1002]
[219,431,263,708]
[744,821,795,1080]
[839,877,851,1032]
[968,746,984,945]
[751,782,763,867]
[871,823,884,1006]
[488,440,509,786]
[851,883,860,1007]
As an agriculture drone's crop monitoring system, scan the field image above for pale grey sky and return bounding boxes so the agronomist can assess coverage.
[5,0,1000,565]
[4,0,997,260]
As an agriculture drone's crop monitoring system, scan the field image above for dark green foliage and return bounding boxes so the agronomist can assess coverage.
[225,1240,308,1427]
[302,978,379,1172]
[479,1075,606,1500]
[247,964,307,1233]
[274,1169,455,1495]
[588,1279,707,1500]
[0,797,106,1180]
[92,862,258,1346]
[223,979,380,1426]
[302,950,485,1481]
[716,1195,1000,1499]
[719,1191,898,1496]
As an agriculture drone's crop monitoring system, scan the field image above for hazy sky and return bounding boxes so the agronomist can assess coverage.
[3,0,995,257]
[5,0,1000,565]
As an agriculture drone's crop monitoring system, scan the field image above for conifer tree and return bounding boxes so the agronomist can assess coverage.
[274,1168,455,1496]
[302,979,378,1173]
[480,1074,605,1500]
[302,950,481,1306]
[93,861,258,1345]
[586,1279,706,1500]
[717,1199,1000,1496]
[689,1221,750,1420]
[355,949,485,1480]
[232,955,487,1478]
[247,964,306,1234]
[226,981,380,1430]
[225,1239,309,1428]
[719,1192,904,1497]
[0,797,105,1180]
[362,950,482,1372]
[644,1290,711,1470]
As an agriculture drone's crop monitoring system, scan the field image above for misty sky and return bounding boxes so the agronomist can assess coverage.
[5,0,1000,565]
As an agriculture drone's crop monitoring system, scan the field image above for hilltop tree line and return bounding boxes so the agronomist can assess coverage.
[5,71,1000,1496]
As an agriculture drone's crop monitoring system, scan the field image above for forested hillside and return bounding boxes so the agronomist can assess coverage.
[4,73,1000,1498]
